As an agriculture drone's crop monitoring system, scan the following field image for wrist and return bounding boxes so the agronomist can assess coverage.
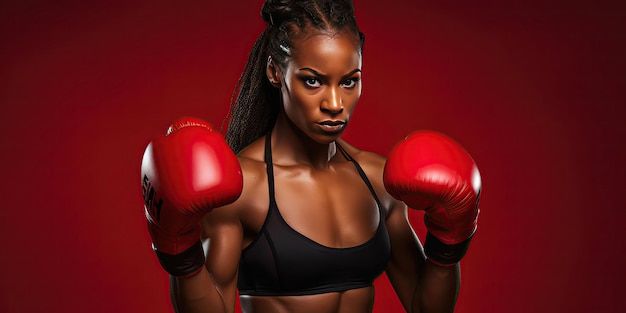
[424,231,473,266]
[153,240,205,277]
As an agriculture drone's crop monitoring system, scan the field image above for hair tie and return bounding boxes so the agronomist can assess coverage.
[269,13,275,26]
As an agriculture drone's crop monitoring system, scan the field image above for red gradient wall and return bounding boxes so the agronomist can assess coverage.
[1,1,625,312]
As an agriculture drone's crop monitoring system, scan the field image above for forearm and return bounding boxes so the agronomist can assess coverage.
[170,267,235,313]
[413,261,460,313]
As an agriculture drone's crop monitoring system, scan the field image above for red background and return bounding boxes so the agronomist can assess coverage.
[1,0,625,312]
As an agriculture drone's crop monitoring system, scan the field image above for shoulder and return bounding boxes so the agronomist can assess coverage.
[236,136,267,189]
[231,135,269,208]
[336,138,386,177]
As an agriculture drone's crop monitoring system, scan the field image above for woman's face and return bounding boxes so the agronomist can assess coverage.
[275,31,362,144]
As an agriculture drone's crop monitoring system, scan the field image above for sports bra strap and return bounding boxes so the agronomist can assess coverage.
[336,142,385,216]
[264,135,383,217]
[264,133,276,200]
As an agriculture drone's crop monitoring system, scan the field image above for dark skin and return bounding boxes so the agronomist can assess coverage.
[169,30,460,313]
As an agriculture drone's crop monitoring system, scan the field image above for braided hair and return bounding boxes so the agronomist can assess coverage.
[223,0,365,153]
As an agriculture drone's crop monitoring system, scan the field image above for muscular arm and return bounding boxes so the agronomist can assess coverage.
[140,119,245,313]
[382,131,480,313]
[170,206,243,313]
[347,142,465,313]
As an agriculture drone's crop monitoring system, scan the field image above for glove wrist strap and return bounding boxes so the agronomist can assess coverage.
[153,240,205,277]
[424,232,473,266]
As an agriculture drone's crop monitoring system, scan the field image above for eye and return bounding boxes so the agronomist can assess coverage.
[303,77,321,88]
[341,78,360,89]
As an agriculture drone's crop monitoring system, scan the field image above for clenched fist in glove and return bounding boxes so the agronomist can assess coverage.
[384,131,481,266]
[141,118,243,277]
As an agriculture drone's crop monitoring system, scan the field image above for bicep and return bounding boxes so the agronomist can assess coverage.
[203,206,244,303]
[202,208,243,286]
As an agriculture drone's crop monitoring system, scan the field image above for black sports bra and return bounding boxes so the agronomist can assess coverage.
[237,135,391,296]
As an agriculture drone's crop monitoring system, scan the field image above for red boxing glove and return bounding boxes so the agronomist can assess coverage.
[141,118,243,276]
[383,131,481,265]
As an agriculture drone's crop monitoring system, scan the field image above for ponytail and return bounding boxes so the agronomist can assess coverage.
[223,28,280,154]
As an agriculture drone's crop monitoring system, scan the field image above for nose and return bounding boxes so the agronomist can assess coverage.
[321,87,343,114]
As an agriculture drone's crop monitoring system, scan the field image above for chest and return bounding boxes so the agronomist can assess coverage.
[242,162,382,249]
[237,162,391,296]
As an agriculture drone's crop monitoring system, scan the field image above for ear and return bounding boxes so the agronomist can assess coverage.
[266,56,282,87]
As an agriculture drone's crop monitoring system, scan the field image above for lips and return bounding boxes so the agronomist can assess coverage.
[317,120,346,133]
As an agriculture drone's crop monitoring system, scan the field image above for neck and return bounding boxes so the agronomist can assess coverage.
[270,112,338,169]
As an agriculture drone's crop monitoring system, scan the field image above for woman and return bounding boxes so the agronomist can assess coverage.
[140,1,480,312]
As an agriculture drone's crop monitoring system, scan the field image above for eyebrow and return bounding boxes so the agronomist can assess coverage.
[299,67,361,79]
